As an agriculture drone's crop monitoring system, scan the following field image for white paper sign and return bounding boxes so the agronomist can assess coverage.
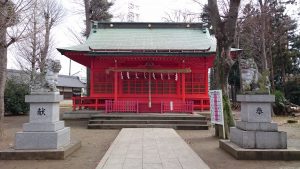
[209,90,224,125]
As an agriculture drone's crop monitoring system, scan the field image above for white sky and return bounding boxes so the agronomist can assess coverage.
[7,0,204,78]
[7,0,300,78]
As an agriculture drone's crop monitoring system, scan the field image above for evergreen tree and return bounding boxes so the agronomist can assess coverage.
[89,0,113,21]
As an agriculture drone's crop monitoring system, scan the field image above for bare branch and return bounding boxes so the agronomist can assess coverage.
[66,27,84,44]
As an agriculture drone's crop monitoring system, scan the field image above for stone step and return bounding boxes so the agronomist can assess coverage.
[87,123,209,130]
[90,114,207,121]
[89,119,208,125]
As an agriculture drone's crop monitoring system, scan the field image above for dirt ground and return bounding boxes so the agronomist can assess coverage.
[1,110,300,169]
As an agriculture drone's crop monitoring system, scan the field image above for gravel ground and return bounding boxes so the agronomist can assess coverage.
[0,112,300,169]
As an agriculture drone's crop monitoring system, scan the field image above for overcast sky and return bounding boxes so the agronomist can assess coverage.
[7,0,204,77]
[7,0,300,78]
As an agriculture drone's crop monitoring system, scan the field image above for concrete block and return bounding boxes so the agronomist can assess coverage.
[236,121,278,131]
[237,95,275,123]
[15,127,70,150]
[256,131,287,149]
[25,94,63,103]
[240,102,272,123]
[29,103,60,123]
[230,127,255,148]
[237,95,275,103]
[23,121,65,132]
[220,140,300,160]
[0,140,81,160]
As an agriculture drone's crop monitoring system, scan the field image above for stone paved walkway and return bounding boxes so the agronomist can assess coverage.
[96,128,210,169]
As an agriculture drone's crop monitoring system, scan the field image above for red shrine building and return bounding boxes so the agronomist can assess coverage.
[58,22,236,113]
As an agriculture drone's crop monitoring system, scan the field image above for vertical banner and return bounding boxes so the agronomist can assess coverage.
[209,90,224,125]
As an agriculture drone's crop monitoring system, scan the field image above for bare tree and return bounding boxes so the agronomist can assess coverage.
[39,0,64,73]
[13,0,64,81]
[162,9,200,22]
[14,0,42,80]
[0,0,33,138]
[208,0,241,138]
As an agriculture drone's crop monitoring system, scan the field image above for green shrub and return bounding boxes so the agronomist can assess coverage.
[4,79,30,115]
[274,90,286,115]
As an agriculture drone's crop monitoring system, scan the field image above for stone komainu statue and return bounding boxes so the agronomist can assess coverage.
[31,59,62,93]
[239,58,259,92]
[239,57,270,94]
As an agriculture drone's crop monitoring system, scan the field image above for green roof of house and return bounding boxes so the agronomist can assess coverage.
[58,22,217,54]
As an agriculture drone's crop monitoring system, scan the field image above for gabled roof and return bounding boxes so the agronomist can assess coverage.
[6,69,86,88]
[57,22,216,54]
[57,75,86,88]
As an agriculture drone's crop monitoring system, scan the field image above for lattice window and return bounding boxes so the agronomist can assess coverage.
[93,72,114,94]
[185,73,206,94]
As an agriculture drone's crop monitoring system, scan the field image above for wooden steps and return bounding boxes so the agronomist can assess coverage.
[87,114,209,130]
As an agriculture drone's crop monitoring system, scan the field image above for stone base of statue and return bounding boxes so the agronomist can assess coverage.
[229,95,287,149]
[219,95,300,160]
[0,92,81,160]
[15,93,71,150]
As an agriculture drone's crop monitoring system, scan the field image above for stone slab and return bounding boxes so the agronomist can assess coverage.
[63,111,101,119]
[23,121,65,132]
[230,127,287,149]
[0,140,81,160]
[25,94,63,103]
[256,131,287,149]
[237,95,275,103]
[220,140,300,160]
[29,103,60,123]
[236,121,278,131]
[230,127,255,148]
[15,127,70,150]
[95,128,210,169]
[240,102,272,123]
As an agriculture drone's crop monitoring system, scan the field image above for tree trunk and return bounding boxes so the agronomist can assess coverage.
[0,26,7,139]
[259,0,268,71]
[208,0,241,139]
[40,13,51,73]
[84,0,91,96]
[84,0,91,37]
[269,45,275,93]
[31,4,37,81]
[220,47,235,139]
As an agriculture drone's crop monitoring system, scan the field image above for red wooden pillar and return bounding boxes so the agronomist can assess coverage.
[90,58,94,96]
[205,57,209,94]
[114,59,118,101]
[181,59,186,101]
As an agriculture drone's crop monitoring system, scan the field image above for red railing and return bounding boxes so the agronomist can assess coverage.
[72,97,105,111]
[105,100,193,113]
[161,101,194,114]
[72,97,194,113]
[105,100,139,113]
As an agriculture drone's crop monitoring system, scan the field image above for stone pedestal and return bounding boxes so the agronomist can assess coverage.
[229,95,287,149]
[15,93,71,150]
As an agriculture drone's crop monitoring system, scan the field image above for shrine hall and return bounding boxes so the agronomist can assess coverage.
[58,22,238,113]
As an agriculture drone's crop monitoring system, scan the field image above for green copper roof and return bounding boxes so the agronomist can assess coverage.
[58,22,217,53]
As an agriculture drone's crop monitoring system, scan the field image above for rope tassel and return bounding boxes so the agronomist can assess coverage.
[127,72,130,79]
[135,72,139,79]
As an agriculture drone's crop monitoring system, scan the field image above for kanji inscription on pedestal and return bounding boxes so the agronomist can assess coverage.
[37,107,46,116]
